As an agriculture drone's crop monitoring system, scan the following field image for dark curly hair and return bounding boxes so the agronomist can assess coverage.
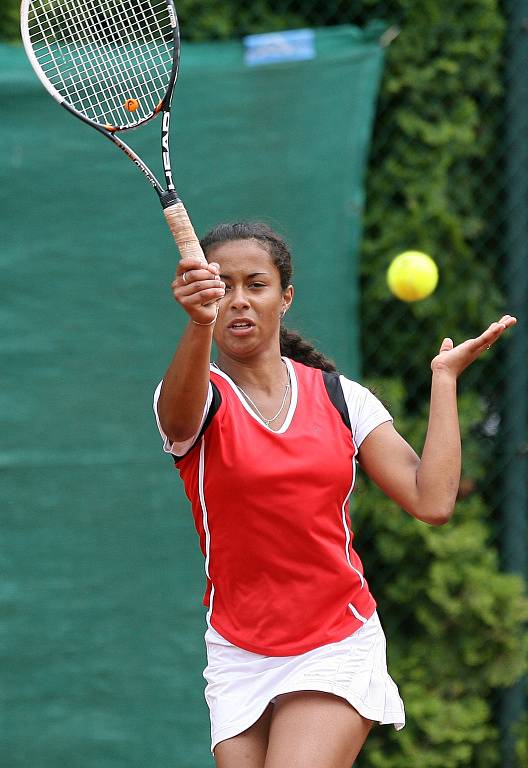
[200,221,336,373]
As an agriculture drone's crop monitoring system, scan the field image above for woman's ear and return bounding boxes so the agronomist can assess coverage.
[281,285,294,317]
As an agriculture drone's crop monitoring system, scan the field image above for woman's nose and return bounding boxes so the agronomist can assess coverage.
[229,285,250,308]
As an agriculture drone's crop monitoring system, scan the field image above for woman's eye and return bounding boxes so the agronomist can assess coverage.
[222,282,265,290]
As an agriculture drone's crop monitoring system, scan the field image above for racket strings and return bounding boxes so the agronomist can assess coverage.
[27,0,176,127]
[33,0,173,103]
[30,0,161,125]
[86,0,172,102]
[33,0,173,123]
[66,0,168,120]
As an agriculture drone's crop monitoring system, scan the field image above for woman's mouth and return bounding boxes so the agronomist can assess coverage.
[228,318,255,335]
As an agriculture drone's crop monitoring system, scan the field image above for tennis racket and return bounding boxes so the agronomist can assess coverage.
[20,0,206,263]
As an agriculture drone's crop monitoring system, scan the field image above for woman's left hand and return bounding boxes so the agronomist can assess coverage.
[431,315,517,378]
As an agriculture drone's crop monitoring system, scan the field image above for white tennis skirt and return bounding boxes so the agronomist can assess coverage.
[203,611,405,753]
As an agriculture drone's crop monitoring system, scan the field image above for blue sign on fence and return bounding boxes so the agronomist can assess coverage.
[244,29,316,66]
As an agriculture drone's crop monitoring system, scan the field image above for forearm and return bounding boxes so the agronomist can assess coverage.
[359,319,515,526]
[416,371,461,524]
[157,320,215,442]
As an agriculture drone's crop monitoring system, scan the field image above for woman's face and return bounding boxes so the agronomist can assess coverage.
[209,239,293,361]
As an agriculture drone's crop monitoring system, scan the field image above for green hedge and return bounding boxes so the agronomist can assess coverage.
[354,385,528,767]
[356,2,527,766]
[0,1,19,41]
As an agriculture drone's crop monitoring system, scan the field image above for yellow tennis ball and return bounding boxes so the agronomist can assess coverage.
[387,251,439,302]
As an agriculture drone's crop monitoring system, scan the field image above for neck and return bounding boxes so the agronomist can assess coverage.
[215,353,286,394]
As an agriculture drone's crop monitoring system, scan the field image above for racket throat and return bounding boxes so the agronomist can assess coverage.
[161,111,176,196]
[160,190,181,209]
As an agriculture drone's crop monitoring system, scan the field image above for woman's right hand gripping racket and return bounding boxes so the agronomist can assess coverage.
[20,0,208,269]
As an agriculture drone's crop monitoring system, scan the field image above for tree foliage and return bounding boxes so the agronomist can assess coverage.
[354,2,527,765]
[0,0,20,41]
[353,387,528,767]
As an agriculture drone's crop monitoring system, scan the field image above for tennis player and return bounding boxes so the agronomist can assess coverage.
[153,221,516,768]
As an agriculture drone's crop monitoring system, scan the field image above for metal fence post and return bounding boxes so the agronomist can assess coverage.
[500,2,528,766]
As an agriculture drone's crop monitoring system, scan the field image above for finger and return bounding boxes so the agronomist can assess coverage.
[173,268,221,288]
[177,258,219,276]
[176,256,220,277]
[181,286,226,307]
[208,262,221,276]
[180,278,225,294]
[175,268,212,284]
[173,285,225,307]
[473,321,510,352]
[176,255,208,272]
[177,281,225,302]
[439,337,454,353]
[497,314,517,328]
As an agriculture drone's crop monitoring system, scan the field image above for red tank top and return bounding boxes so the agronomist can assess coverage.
[175,359,376,655]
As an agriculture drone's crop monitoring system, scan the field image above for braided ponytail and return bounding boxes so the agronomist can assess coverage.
[200,221,337,373]
[279,327,336,372]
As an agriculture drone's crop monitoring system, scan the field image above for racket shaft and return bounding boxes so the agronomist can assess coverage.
[164,202,207,263]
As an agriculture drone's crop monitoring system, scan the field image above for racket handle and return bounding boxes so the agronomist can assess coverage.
[163,201,207,264]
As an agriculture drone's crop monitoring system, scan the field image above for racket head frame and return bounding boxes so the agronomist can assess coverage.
[20,0,181,131]
[20,0,206,262]
[20,0,181,201]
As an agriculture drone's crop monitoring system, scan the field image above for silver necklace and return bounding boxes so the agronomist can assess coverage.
[215,362,291,428]
[237,380,291,427]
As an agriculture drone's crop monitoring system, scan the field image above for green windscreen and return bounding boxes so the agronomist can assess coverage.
[1,25,385,767]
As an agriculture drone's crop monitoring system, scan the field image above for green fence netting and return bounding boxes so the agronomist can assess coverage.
[0,26,386,768]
